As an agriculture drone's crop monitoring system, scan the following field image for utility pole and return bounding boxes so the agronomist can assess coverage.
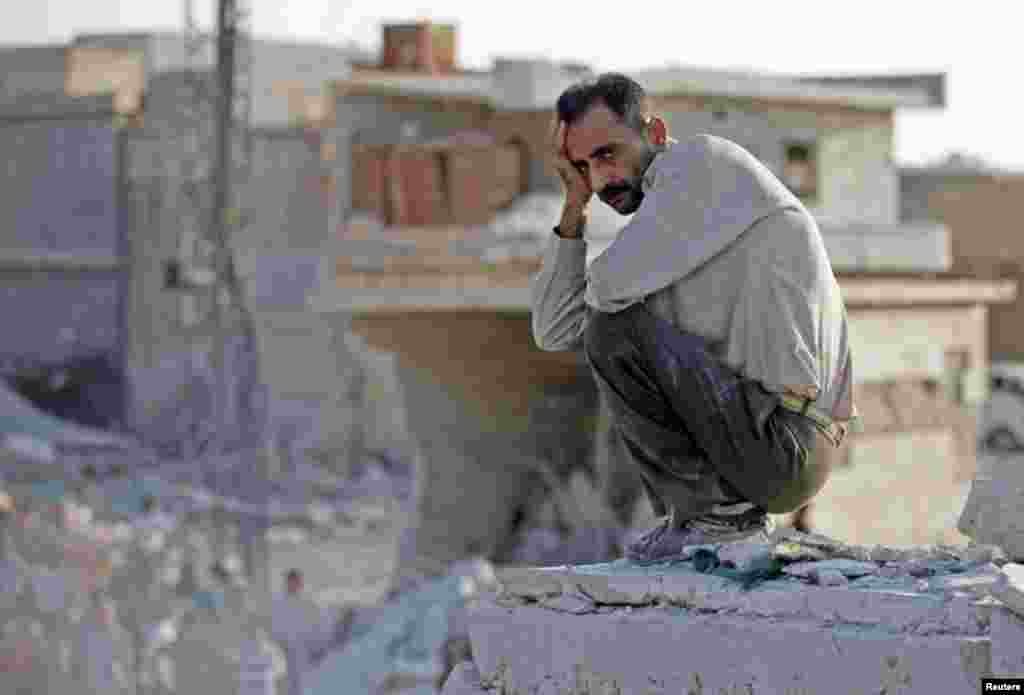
[211,0,268,592]
[211,0,237,458]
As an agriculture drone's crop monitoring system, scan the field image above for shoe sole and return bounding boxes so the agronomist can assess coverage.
[624,527,771,566]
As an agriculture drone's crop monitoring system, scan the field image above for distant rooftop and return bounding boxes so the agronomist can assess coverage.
[71,29,374,59]
[340,62,943,111]
[22,27,942,112]
[901,152,1022,177]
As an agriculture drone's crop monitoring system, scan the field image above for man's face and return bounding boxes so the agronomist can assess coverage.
[564,102,660,215]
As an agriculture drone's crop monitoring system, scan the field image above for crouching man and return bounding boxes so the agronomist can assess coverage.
[531,73,860,564]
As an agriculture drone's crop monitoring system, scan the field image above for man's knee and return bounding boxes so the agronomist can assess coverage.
[759,455,831,515]
[584,307,635,361]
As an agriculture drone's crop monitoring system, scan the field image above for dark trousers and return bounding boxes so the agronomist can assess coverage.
[583,302,831,525]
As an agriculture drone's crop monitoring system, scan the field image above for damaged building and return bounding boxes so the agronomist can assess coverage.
[0,31,366,474]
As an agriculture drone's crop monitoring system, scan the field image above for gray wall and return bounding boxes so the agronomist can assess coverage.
[0,34,362,452]
[0,45,67,99]
[0,122,121,254]
[0,118,127,424]
[121,119,358,460]
[0,122,125,352]
[0,269,123,367]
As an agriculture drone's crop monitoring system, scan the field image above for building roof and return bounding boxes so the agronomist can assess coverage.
[72,30,373,59]
[632,67,940,109]
[339,64,942,111]
[900,152,1023,178]
[62,31,940,111]
[789,73,946,108]
[316,199,1015,315]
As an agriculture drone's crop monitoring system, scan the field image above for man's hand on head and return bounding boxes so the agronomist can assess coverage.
[549,119,592,237]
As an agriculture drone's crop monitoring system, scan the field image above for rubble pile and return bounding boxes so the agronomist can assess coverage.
[438,528,1024,694]
[305,558,498,695]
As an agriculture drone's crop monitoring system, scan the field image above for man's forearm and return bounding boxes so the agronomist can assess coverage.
[530,211,589,351]
[556,204,587,239]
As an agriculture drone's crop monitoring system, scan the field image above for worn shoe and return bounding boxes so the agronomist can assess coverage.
[625,506,773,565]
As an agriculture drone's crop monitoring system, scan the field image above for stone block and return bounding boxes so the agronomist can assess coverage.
[990,604,1024,676]
[467,594,990,695]
[958,455,1024,560]
[989,563,1024,618]
[803,586,947,631]
[571,572,657,606]
[491,561,997,639]
[943,595,990,636]
[495,567,565,600]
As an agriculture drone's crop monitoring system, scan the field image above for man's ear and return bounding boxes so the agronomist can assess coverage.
[645,116,667,146]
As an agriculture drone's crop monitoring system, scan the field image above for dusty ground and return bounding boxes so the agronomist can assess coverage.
[267,495,407,607]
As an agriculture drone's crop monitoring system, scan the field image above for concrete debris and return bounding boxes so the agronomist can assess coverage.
[571,573,652,606]
[878,564,905,579]
[539,592,596,615]
[496,567,564,600]
[466,588,996,695]
[963,543,1009,567]
[769,529,872,562]
[717,540,775,573]
[906,558,962,578]
[927,563,1002,598]
[957,454,1024,561]
[677,543,724,561]
[781,559,880,580]
[989,599,1024,675]
[772,540,830,564]
[868,545,914,564]
[814,568,850,587]
[989,563,1024,619]
[305,569,480,695]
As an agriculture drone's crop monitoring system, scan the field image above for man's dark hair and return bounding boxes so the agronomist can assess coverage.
[556,73,648,132]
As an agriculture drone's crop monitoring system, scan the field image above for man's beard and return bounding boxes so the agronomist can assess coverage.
[600,145,657,215]
[600,179,644,215]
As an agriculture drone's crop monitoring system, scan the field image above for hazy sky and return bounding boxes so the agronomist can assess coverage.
[14,1,1024,171]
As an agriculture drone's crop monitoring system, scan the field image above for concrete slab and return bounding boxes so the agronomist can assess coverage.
[958,454,1024,560]
[467,594,991,695]
[989,563,1024,618]
[989,604,1024,676]
[493,560,995,637]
